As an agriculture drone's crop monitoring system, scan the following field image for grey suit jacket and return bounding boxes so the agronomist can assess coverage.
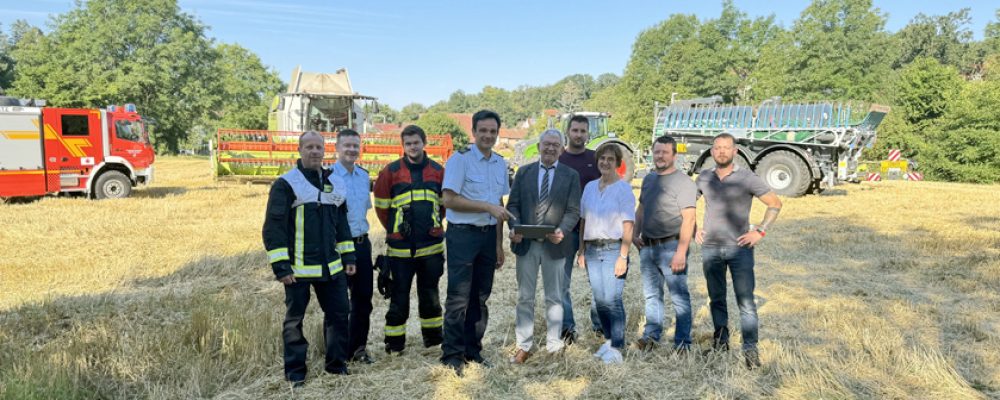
[506,161,581,258]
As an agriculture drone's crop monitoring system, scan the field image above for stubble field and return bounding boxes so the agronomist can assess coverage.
[1,157,998,399]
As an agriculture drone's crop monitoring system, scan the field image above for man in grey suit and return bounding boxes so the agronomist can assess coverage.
[506,129,582,364]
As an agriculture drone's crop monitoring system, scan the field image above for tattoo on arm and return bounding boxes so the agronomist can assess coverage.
[760,207,781,230]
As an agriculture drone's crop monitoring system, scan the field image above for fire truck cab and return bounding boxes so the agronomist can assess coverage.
[0,97,155,201]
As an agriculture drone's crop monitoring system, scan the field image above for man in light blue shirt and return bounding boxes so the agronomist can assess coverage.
[333,129,375,364]
[440,109,513,375]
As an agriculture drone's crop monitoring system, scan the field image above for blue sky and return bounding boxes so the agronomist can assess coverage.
[1,0,997,108]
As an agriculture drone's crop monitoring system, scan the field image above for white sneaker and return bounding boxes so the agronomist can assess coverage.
[593,340,612,358]
[601,347,623,364]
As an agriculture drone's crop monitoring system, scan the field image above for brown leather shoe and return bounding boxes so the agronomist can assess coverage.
[509,349,532,364]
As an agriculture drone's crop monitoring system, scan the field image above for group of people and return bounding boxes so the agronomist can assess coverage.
[261,109,782,385]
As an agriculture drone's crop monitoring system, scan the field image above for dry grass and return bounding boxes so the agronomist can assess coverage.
[1,156,998,399]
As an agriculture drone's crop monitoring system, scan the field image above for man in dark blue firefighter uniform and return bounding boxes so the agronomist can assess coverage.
[262,131,357,386]
[373,125,446,354]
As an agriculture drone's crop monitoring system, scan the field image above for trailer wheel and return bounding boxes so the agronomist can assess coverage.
[94,171,132,199]
[757,151,810,197]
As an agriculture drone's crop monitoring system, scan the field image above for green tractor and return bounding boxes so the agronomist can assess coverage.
[512,111,637,181]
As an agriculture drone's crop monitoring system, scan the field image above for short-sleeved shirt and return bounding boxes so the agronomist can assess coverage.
[639,170,697,239]
[442,145,510,226]
[696,166,772,246]
[581,179,636,241]
[559,149,601,192]
[332,161,371,237]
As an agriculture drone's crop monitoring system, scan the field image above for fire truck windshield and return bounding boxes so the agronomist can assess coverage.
[115,119,148,144]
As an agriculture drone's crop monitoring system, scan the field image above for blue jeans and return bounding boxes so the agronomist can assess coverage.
[563,230,601,333]
[585,244,627,349]
[702,245,757,350]
[639,240,692,348]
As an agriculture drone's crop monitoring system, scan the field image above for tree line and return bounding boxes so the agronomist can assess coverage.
[2,0,997,182]
[0,0,283,153]
[388,1,1000,183]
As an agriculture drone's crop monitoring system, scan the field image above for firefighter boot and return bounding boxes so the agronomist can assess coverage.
[421,324,443,348]
[384,332,406,354]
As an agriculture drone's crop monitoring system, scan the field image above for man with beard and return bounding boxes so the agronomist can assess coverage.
[633,135,696,353]
[695,133,782,369]
[556,115,603,343]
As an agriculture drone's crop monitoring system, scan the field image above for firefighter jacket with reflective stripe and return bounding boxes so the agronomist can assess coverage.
[263,161,357,280]
[373,154,445,258]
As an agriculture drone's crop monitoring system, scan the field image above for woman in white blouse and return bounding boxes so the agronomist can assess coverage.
[576,143,636,364]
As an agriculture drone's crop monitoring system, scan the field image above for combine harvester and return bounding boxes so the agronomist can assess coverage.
[653,96,889,197]
[213,67,452,181]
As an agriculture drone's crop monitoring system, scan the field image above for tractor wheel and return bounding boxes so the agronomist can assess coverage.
[94,171,132,199]
[593,142,635,182]
[756,151,810,197]
[612,144,635,182]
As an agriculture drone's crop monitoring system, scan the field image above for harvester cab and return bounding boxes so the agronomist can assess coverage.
[267,66,377,133]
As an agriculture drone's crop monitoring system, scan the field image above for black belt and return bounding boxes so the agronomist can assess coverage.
[353,234,369,244]
[586,239,622,247]
[449,223,496,232]
[644,234,679,247]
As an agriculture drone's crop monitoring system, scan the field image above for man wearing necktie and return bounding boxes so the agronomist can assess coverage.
[506,129,582,364]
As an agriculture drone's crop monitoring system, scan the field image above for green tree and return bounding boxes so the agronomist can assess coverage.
[416,112,469,150]
[614,2,780,147]
[869,57,961,164]
[894,57,963,125]
[615,13,701,146]
[0,24,11,92]
[10,0,220,152]
[399,102,427,122]
[368,102,399,124]
[892,10,974,72]
[212,44,284,130]
[762,0,892,100]
[980,9,1000,56]
[181,43,284,151]
[556,80,584,113]
[920,54,1000,183]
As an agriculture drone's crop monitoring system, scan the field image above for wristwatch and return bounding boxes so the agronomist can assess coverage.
[619,254,628,260]
[754,226,767,237]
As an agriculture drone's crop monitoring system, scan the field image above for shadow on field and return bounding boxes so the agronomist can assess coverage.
[133,186,188,198]
[0,250,288,399]
[818,188,848,196]
[755,216,997,397]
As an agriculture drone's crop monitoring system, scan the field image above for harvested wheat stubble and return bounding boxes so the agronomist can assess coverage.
[0,157,998,399]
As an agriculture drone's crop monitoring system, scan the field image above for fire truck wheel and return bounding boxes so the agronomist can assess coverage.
[94,171,132,200]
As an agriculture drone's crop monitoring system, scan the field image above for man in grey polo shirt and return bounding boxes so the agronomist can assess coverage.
[632,135,696,352]
[439,109,513,375]
[696,132,782,369]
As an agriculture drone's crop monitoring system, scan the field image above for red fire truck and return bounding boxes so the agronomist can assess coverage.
[0,97,155,201]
